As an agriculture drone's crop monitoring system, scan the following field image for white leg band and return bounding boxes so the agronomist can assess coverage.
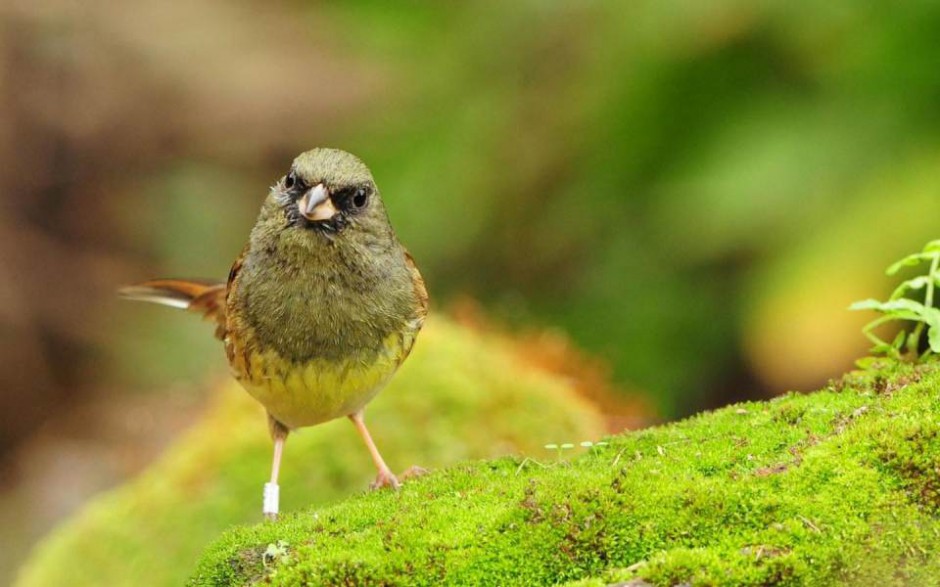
[263,482,280,516]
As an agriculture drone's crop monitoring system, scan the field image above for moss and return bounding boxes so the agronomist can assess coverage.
[14,317,606,587]
[188,360,940,586]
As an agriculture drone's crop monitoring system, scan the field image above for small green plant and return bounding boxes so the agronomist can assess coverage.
[850,240,940,359]
[262,540,290,569]
[543,441,608,461]
[543,442,575,460]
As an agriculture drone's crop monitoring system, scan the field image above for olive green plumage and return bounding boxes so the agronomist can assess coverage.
[120,147,429,510]
[233,148,421,363]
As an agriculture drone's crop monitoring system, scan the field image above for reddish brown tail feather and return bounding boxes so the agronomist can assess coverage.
[119,278,227,339]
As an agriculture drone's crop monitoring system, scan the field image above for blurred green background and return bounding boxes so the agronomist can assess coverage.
[3,0,940,582]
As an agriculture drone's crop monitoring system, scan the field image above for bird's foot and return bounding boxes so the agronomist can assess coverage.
[400,465,429,481]
[369,465,429,490]
[370,468,401,490]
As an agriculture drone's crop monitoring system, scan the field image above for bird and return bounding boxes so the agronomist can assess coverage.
[119,148,428,519]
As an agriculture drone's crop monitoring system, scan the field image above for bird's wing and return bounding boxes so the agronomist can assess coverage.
[405,249,428,326]
[398,249,428,364]
[119,278,228,340]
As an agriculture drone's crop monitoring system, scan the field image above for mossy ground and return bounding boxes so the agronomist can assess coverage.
[191,359,940,586]
[14,317,606,587]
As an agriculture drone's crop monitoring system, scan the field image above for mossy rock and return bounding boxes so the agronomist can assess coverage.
[188,360,940,586]
[15,317,606,587]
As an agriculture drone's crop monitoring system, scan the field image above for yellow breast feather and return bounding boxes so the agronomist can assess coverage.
[237,330,409,429]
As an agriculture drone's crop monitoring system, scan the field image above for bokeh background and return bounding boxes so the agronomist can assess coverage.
[3,0,940,582]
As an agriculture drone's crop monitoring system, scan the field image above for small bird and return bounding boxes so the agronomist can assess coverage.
[120,148,428,518]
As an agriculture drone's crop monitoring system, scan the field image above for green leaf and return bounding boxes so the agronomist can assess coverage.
[878,299,930,316]
[922,240,940,253]
[852,299,926,322]
[855,356,885,370]
[871,343,893,354]
[929,325,940,353]
[856,240,940,359]
[919,305,940,329]
[887,253,931,275]
[889,276,932,300]
[891,330,906,350]
[849,299,886,311]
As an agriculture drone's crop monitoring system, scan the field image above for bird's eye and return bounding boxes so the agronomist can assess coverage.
[284,172,297,190]
[351,188,369,210]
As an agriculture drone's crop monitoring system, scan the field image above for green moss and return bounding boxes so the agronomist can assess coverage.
[190,360,940,586]
[14,317,605,587]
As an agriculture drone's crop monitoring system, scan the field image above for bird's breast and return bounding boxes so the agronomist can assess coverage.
[223,236,421,427]
[231,240,416,364]
[230,326,413,428]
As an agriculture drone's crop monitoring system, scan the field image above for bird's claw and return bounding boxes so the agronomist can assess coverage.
[369,465,429,490]
[370,468,401,490]
[400,465,429,481]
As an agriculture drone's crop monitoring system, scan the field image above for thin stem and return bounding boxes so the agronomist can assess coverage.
[864,316,902,359]
[907,252,940,357]
[926,252,940,309]
[908,325,924,357]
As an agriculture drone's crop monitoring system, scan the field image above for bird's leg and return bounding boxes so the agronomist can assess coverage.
[348,410,400,490]
[264,416,289,520]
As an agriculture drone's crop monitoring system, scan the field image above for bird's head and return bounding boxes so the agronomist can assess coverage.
[258,148,395,250]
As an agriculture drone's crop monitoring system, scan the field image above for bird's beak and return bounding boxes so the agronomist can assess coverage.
[297,183,338,222]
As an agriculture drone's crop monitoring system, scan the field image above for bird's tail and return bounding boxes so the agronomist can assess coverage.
[119,278,228,338]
